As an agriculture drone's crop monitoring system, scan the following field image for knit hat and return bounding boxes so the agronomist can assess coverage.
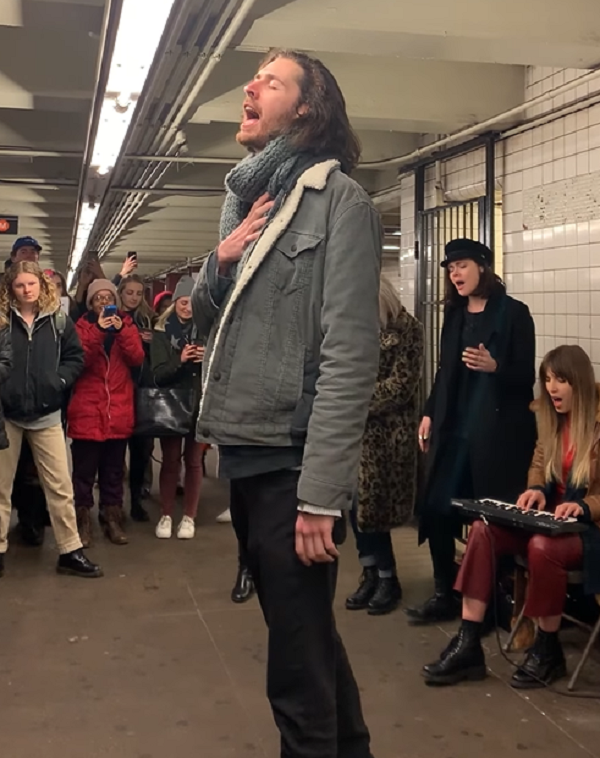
[153,290,172,311]
[173,276,194,301]
[86,278,118,309]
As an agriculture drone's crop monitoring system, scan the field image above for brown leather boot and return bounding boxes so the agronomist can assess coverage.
[76,507,92,548]
[103,505,128,545]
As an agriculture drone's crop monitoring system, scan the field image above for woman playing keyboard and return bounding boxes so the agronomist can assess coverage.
[423,344,600,688]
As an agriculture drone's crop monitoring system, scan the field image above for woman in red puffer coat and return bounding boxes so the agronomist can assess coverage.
[68,278,144,547]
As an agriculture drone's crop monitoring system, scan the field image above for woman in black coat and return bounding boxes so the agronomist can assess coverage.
[406,238,537,625]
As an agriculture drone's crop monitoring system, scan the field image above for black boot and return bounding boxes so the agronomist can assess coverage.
[130,494,150,523]
[368,575,403,616]
[345,566,378,611]
[231,565,255,604]
[422,620,487,686]
[511,629,567,689]
[405,579,460,625]
[19,522,45,547]
[57,549,104,578]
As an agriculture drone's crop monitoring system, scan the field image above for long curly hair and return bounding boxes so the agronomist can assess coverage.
[260,49,361,174]
[0,261,60,328]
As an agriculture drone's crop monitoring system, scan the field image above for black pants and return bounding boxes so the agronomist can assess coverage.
[349,502,396,574]
[230,470,371,758]
[12,439,48,528]
[423,438,473,594]
[72,439,128,508]
[128,435,154,502]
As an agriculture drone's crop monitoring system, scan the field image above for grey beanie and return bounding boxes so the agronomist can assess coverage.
[173,275,195,301]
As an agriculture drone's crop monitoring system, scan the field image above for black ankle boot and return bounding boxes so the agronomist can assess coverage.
[130,497,150,523]
[422,620,487,686]
[231,565,255,604]
[406,592,460,625]
[511,629,567,689]
[57,549,104,578]
[345,567,378,611]
[368,575,403,616]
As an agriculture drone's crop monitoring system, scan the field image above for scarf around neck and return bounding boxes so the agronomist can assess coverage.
[219,136,312,241]
[165,310,194,352]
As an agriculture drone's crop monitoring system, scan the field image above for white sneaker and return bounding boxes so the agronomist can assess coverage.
[155,515,172,539]
[177,516,196,540]
[216,508,232,523]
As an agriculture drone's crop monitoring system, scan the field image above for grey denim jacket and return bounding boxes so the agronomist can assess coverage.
[192,160,382,512]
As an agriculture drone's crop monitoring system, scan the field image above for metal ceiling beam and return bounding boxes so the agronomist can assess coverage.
[66,0,125,273]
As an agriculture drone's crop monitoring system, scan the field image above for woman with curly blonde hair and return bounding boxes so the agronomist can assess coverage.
[0,262,102,579]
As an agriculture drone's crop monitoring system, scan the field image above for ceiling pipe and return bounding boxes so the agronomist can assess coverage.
[112,185,224,195]
[125,154,238,165]
[66,0,125,272]
[0,178,78,188]
[94,0,260,256]
[363,66,600,171]
[0,147,83,159]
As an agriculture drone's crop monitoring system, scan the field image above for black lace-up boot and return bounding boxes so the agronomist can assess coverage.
[422,620,487,685]
[345,567,378,611]
[510,629,566,689]
[405,579,461,625]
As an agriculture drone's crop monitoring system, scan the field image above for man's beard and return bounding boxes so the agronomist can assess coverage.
[237,110,298,153]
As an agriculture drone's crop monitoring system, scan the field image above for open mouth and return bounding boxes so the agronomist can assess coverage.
[241,102,260,128]
[551,397,562,405]
[455,281,465,289]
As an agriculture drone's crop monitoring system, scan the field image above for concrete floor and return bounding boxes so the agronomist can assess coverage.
[1,459,600,758]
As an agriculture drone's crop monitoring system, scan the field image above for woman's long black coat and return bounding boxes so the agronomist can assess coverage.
[418,292,537,541]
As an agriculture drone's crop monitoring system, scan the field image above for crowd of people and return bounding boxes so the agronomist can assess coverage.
[0,236,210,580]
[3,46,600,758]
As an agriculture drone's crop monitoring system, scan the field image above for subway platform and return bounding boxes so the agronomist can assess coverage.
[1,461,599,758]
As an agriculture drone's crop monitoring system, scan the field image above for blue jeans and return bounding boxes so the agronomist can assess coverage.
[349,506,396,577]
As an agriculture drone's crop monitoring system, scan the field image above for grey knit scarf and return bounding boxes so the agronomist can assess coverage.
[219,136,310,241]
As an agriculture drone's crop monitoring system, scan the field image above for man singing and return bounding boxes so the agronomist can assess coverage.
[192,49,381,758]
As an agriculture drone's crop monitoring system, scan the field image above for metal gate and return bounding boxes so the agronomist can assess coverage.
[417,198,486,396]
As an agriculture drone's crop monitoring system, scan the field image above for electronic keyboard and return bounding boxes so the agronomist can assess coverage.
[451,498,589,537]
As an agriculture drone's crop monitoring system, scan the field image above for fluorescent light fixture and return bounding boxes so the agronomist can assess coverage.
[383,245,400,251]
[67,0,175,287]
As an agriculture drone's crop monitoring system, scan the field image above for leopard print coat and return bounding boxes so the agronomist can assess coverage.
[356,307,424,532]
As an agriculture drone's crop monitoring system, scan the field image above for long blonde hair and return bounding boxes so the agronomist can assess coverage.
[538,345,598,488]
[117,274,155,330]
[0,261,59,328]
[379,274,403,328]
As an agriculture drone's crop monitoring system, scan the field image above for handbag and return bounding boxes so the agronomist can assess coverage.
[134,386,195,437]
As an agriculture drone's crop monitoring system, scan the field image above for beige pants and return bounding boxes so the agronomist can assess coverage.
[0,421,82,555]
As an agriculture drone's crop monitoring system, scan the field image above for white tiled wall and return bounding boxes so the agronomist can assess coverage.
[398,65,600,374]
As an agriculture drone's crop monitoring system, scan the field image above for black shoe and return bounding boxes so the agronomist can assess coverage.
[406,589,460,626]
[57,549,104,578]
[345,567,378,611]
[231,565,255,604]
[130,500,150,523]
[510,629,567,689]
[422,620,487,686]
[19,522,45,547]
[368,575,403,616]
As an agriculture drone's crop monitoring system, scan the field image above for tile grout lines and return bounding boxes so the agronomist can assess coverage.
[185,581,270,758]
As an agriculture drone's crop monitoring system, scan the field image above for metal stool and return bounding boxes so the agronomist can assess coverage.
[505,555,600,691]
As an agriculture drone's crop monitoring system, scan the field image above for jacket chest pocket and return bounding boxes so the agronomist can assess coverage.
[272,231,322,293]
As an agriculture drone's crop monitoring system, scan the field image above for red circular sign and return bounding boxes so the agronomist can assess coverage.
[0,220,9,232]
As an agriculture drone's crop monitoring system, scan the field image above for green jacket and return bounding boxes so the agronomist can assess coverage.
[150,325,202,413]
[192,160,382,513]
